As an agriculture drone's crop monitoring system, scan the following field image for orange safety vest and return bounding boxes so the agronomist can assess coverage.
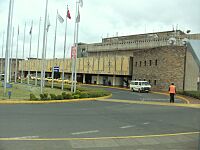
[169,85,176,94]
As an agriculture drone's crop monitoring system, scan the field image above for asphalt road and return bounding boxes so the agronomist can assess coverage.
[84,85,183,103]
[0,87,199,149]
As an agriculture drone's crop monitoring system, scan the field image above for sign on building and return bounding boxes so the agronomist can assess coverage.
[53,66,59,72]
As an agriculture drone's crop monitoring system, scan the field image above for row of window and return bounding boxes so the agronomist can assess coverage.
[97,39,169,46]
[134,79,157,86]
[135,59,158,67]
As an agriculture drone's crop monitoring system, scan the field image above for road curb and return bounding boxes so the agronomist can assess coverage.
[0,94,112,105]
[151,91,190,104]
[83,84,192,104]
[97,99,200,109]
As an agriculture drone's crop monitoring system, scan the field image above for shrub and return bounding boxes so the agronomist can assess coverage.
[79,92,89,98]
[65,93,73,99]
[40,94,45,100]
[62,92,68,99]
[177,91,200,100]
[40,93,49,100]
[44,93,48,99]
[75,90,81,95]
[56,95,64,100]
[50,94,57,100]
[30,93,38,100]
[73,94,80,99]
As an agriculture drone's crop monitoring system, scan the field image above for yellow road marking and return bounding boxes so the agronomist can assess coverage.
[0,131,199,141]
[83,84,191,104]
[0,94,112,104]
[152,91,190,104]
[97,99,200,109]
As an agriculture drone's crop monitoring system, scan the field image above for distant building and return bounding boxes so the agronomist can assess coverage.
[19,30,200,91]
[0,58,23,80]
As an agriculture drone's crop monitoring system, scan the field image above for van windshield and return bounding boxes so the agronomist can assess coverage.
[141,82,150,85]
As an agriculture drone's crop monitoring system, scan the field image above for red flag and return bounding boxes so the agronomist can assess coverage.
[71,46,77,59]
[67,9,71,19]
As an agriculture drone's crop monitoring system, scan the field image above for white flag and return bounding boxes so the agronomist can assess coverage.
[57,12,64,23]
[46,15,51,32]
[79,0,83,7]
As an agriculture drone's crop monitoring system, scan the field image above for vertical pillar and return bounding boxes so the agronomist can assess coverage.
[83,74,86,84]
[112,75,116,86]
[97,74,100,84]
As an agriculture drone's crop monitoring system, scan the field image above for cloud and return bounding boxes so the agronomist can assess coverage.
[0,0,200,59]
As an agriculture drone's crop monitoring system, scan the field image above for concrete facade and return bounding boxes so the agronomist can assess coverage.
[18,30,200,91]
[184,50,199,91]
[0,58,23,79]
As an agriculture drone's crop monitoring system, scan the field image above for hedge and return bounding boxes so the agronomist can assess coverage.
[177,91,200,100]
[30,89,111,101]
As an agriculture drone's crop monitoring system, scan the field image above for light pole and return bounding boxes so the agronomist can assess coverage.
[40,0,48,94]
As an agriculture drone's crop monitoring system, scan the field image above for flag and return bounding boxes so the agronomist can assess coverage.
[71,46,77,59]
[79,0,83,7]
[67,9,71,19]
[29,26,32,35]
[18,25,19,35]
[57,12,64,23]
[29,21,33,35]
[46,15,51,32]
[76,9,80,23]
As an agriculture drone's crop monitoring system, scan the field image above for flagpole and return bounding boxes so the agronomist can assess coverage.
[14,25,19,83]
[28,20,33,85]
[41,0,48,94]
[21,22,26,84]
[4,0,14,96]
[9,0,14,83]
[35,17,41,86]
[51,10,58,89]
[74,17,79,93]
[43,21,49,87]
[73,1,82,93]
[71,1,78,93]
[9,27,14,82]
[1,31,5,81]
[61,6,69,91]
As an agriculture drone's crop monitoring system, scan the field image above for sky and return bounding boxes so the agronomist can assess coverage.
[0,0,200,59]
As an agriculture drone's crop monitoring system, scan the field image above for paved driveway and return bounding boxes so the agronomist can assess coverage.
[0,99,199,150]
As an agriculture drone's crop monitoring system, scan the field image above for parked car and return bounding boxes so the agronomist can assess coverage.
[130,80,151,92]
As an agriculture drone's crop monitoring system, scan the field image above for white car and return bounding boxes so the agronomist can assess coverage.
[130,81,151,92]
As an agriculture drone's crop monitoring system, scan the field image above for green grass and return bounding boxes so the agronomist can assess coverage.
[0,80,111,100]
[0,82,67,100]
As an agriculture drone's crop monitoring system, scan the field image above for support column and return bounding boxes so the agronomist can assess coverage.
[83,74,86,84]
[97,74,100,84]
[112,75,116,86]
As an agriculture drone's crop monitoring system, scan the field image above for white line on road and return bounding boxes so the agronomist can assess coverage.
[120,125,134,129]
[143,122,150,125]
[71,130,99,135]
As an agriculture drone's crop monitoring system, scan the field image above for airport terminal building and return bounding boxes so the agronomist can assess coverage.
[18,30,200,91]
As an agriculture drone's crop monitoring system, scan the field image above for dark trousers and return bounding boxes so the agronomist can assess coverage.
[170,93,175,103]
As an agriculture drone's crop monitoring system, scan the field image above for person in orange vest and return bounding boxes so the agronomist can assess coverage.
[168,82,176,103]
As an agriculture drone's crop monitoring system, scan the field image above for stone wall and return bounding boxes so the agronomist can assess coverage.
[132,46,186,91]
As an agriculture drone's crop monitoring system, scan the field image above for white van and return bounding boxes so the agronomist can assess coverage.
[130,80,151,92]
